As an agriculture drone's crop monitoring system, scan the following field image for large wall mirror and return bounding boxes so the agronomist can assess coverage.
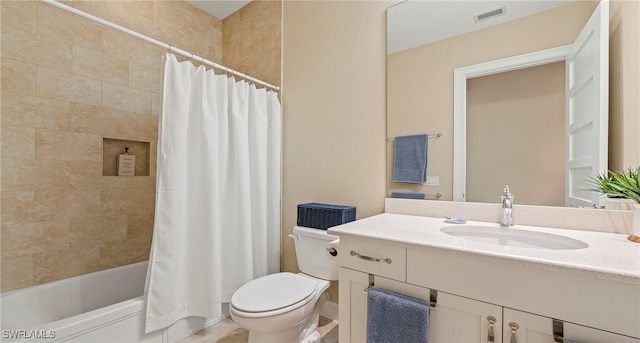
[386,0,639,208]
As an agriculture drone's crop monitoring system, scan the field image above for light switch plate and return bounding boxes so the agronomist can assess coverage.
[425,176,439,186]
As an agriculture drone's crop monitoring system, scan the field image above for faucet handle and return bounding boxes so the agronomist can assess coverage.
[499,185,514,227]
[501,185,512,198]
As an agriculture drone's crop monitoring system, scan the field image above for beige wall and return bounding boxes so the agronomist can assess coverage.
[1,0,280,292]
[387,2,595,200]
[609,0,640,170]
[282,1,390,299]
[466,62,566,206]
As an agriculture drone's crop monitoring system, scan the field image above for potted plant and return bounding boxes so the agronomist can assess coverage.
[591,167,640,210]
[590,167,640,242]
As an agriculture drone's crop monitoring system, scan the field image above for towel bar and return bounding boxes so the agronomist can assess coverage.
[363,285,438,310]
[552,319,564,343]
[429,289,437,310]
[386,192,442,199]
[387,133,442,142]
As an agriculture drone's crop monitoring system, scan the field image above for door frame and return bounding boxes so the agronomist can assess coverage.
[452,45,571,202]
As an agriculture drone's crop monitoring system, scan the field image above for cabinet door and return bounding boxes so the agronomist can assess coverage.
[504,308,640,343]
[375,276,503,343]
[565,324,640,343]
[503,308,554,343]
[339,267,369,343]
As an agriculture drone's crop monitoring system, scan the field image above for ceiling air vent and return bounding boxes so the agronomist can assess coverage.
[474,6,507,23]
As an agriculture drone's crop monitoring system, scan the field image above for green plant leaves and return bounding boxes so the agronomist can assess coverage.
[590,167,640,203]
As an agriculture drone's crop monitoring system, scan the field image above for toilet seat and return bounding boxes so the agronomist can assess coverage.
[231,272,318,313]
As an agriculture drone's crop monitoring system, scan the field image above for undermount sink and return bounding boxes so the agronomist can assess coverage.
[441,225,589,250]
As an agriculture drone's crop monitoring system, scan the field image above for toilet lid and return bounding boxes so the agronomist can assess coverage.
[231,272,318,313]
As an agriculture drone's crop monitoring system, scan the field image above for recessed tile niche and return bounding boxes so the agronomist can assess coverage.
[103,138,151,176]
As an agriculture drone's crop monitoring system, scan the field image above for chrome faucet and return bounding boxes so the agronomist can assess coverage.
[500,185,514,227]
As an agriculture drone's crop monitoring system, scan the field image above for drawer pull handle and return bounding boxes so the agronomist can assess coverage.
[350,250,392,264]
[509,322,519,343]
[486,316,496,343]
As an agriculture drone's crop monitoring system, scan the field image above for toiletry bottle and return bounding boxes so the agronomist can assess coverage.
[117,147,136,176]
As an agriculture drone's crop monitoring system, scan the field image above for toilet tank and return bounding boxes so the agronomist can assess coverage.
[291,226,339,281]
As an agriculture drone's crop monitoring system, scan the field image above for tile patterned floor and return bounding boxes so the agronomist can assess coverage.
[178,316,338,343]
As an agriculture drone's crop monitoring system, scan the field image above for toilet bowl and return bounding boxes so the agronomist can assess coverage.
[230,226,339,343]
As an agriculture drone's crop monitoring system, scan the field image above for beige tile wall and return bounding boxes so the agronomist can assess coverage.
[1,0,279,292]
[223,0,281,88]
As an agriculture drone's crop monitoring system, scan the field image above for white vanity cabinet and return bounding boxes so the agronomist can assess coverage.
[339,267,503,343]
[502,308,640,343]
[407,247,640,341]
[337,233,640,343]
[339,267,369,343]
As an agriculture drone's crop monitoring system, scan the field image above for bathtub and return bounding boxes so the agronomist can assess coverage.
[1,262,222,343]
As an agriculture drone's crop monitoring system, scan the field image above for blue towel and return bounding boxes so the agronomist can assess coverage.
[390,192,425,199]
[393,134,428,184]
[367,287,430,343]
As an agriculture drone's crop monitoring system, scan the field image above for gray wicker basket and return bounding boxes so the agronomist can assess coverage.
[296,203,356,230]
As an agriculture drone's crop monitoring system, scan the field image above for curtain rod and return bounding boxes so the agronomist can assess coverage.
[40,0,280,91]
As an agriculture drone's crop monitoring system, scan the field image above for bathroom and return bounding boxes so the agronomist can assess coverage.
[1,0,638,342]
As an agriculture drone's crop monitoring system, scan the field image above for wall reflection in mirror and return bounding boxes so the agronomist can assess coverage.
[386,0,640,208]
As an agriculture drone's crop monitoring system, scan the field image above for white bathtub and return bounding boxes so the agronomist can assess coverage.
[1,262,222,343]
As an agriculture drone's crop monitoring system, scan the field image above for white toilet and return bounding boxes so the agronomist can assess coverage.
[230,226,339,343]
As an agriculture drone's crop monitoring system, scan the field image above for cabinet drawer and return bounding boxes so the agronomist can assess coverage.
[339,236,406,281]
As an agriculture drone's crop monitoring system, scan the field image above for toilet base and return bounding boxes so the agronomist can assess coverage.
[248,327,300,343]
[245,292,328,343]
[247,310,321,343]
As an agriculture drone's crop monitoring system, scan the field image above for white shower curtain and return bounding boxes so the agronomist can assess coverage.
[145,54,281,333]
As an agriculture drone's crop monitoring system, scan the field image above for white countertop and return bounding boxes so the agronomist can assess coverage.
[328,213,640,285]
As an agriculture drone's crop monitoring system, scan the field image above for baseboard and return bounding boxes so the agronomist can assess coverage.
[320,301,339,321]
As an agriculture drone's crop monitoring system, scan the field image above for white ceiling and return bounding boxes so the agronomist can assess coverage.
[387,0,575,54]
[186,0,251,20]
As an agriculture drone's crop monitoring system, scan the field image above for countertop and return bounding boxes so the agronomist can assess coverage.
[328,213,640,285]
